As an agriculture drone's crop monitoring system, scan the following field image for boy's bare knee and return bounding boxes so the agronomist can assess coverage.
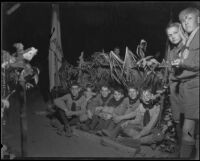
[79,114,88,122]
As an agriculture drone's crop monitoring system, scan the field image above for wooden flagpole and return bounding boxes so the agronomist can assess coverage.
[19,81,28,157]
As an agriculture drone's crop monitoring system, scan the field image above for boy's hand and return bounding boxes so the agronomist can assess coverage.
[171,58,183,67]
[113,116,122,123]
[95,106,103,112]
[87,110,93,119]
[134,133,142,140]
[65,110,73,117]
[121,121,129,128]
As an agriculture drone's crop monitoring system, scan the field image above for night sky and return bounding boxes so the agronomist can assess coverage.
[2,1,199,94]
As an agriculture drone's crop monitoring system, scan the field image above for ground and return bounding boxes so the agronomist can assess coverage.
[2,88,178,159]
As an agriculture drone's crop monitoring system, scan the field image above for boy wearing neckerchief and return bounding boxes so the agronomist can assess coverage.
[80,84,113,131]
[120,88,161,142]
[102,85,140,138]
[90,87,128,132]
[53,82,87,137]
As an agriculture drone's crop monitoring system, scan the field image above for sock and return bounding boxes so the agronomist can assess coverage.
[180,140,195,159]
[175,123,182,146]
[110,126,121,138]
[106,120,115,131]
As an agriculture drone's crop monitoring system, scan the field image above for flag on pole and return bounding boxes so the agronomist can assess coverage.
[48,4,63,91]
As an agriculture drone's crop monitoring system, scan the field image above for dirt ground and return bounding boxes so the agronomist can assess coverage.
[2,88,179,159]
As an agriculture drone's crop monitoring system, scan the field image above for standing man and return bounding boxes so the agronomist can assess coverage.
[166,22,186,152]
[171,7,199,159]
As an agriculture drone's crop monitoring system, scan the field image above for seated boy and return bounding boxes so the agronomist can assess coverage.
[92,87,129,133]
[53,82,87,137]
[102,85,140,138]
[83,84,97,119]
[80,84,113,131]
[118,87,161,145]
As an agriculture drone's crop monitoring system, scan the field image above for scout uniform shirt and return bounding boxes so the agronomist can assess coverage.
[86,93,113,114]
[55,93,87,113]
[177,27,199,80]
[126,102,160,136]
[167,42,185,81]
[125,97,140,114]
[99,96,129,120]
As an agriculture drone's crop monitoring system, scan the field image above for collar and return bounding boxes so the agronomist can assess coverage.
[129,96,139,105]
[186,26,199,47]
[71,92,82,101]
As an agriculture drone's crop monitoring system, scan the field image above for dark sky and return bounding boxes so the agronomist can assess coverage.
[2,1,199,91]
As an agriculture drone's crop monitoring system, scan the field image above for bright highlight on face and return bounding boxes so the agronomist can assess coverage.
[113,91,123,101]
[100,86,110,98]
[71,85,80,97]
[179,8,199,34]
[167,26,182,45]
[142,90,153,103]
[128,88,138,100]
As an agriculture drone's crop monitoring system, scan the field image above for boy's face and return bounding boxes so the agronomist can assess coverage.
[100,86,110,98]
[128,88,138,100]
[86,87,92,93]
[181,13,199,34]
[114,48,120,56]
[71,85,81,97]
[113,91,124,101]
[141,90,153,104]
[167,26,182,45]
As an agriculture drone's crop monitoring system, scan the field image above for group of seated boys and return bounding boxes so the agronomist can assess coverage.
[51,81,165,146]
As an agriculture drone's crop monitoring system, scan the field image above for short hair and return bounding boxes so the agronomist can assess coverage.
[113,87,124,95]
[71,81,80,88]
[127,83,138,91]
[100,83,110,90]
[179,7,200,22]
[166,22,181,33]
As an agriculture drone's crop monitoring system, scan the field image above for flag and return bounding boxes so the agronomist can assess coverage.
[48,4,63,91]
[123,47,137,72]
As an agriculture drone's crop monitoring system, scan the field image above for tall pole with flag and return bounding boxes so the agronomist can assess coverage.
[49,4,63,93]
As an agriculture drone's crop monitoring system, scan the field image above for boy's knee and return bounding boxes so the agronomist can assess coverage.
[79,114,88,122]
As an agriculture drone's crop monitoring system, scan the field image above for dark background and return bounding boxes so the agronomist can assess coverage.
[2,1,199,100]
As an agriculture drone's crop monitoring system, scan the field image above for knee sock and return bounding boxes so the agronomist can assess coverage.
[180,140,195,159]
[90,115,99,130]
[175,123,182,146]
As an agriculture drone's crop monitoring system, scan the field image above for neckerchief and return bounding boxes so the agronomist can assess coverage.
[186,27,199,47]
[107,97,124,108]
[143,108,151,126]
[140,101,152,126]
[70,92,82,111]
[101,93,111,106]
[181,27,199,60]
[71,92,82,101]
[129,96,139,105]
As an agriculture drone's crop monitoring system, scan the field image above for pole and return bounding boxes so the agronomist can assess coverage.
[19,81,28,157]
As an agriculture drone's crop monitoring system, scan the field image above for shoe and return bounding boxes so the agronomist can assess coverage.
[50,119,63,129]
[80,124,90,131]
[64,126,73,137]
[96,130,103,136]
[56,129,65,136]
[101,129,112,137]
